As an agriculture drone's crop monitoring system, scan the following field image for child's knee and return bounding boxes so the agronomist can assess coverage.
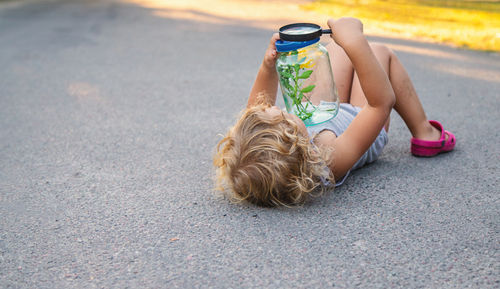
[369,43,394,71]
[370,43,394,58]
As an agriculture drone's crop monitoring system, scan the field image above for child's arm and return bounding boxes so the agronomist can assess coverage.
[323,18,396,179]
[247,33,280,107]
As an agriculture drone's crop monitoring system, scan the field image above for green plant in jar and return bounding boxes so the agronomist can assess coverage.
[276,49,317,121]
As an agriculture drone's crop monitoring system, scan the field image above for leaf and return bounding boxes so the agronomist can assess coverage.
[281,71,292,78]
[298,70,313,79]
[281,79,293,91]
[300,85,316,93]
[299,112,312,121]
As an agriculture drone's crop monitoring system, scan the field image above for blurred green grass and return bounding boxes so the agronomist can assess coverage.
[302,0,500,52]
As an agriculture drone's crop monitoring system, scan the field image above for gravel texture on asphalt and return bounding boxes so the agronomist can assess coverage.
[0,0,499,288]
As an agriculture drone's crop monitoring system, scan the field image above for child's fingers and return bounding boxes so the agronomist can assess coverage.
[265,48,277,62]
[269,32,280,47]
[262,33,280,68]
[271,32,280,42]
[327,17,364,45]
[269,49,277,59]
[269,33,279,56]
[327,18,336,29]
[327,18,337,42]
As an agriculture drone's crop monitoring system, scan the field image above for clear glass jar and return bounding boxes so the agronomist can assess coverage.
[276,39,339,126]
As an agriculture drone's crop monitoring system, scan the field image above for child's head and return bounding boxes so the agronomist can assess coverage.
[213,101,333,207]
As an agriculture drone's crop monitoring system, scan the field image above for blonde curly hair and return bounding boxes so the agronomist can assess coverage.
[213,101,334,207]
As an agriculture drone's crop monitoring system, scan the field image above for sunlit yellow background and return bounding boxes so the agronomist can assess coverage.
[124,0,500,52]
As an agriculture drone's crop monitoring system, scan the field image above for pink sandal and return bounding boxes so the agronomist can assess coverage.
[411,120,456,157]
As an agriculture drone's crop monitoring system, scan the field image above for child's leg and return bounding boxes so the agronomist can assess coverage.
[348,43,442,141]
[326,41,354,103]
[348,43,392,131]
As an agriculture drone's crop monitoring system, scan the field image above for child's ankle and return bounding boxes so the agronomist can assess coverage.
[413,122,441,141]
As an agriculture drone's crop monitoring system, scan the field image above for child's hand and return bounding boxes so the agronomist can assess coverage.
[263,33,280,69]
[327,17,364,48]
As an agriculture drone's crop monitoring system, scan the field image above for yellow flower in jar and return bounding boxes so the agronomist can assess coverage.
[300,58,314,69]
[297,48,315,69]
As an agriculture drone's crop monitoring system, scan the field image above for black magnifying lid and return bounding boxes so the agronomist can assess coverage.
[279,23,332,42]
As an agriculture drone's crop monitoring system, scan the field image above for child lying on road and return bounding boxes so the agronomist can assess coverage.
[214,17,456,207]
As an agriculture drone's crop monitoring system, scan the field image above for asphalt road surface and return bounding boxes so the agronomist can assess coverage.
[1,0,499,288]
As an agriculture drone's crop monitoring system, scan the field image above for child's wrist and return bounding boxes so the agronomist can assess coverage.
[338,34,366,51]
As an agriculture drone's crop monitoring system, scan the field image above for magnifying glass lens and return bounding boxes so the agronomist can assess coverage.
[282,26,318,35]
[279,23,330,41]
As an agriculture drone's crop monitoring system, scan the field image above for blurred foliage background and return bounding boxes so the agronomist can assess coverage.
[302,0,500,52]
